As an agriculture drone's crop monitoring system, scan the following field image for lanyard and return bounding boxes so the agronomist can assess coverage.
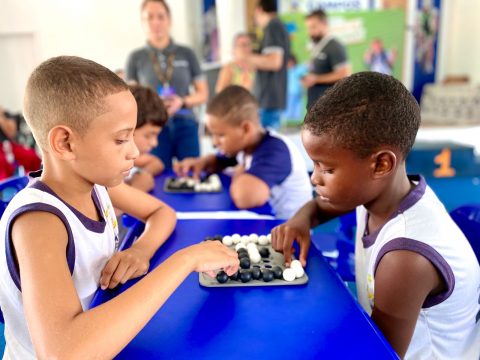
[148,50,175,87]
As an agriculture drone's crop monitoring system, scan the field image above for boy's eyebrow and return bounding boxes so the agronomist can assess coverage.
[114,128,135,135]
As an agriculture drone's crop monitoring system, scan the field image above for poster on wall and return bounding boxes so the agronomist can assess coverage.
[412,0,441,101]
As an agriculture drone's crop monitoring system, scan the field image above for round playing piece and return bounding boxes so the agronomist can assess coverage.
[251,267,262,280]
[293,266,305,278]
[261,269,274,282]
[272,266,283,279]
[216,271,229,284]
[239,270,252,283]
[235,243,247,251]
[258,235,268,245]
[290,260,303,269]
[231,234,241,244]
[222,235,233,246]
[259,247,270,258]
[229,271,240,281]
[240,257,251,269]
[282,268,296,282]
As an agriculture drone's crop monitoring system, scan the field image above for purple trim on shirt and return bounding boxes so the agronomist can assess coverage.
[373,237,455,308]
[5,203,76,291]
[362,175,427,248]
[29,181,106,233]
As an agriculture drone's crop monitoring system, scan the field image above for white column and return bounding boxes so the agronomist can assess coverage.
[216,0,247,64]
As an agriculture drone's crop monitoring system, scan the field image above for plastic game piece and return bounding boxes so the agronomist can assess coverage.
[261,269,274,282]
[258,235,268,245]
[216,271,229,284]
[282,268,296,282]
[240,257,251,269]
[229,271,240,281]
[231,234,241,244]
[251,267,262,280]
[248,233,259,243]
[259,247,270,258]
[235,243,247,251]
[240,235,250,244]
[222,235,233,246]
[272,266,283,279]
[239,270,252,283]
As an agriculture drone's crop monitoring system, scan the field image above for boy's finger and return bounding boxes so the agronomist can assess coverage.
[107,260,130,289]
[299,239,310,267]
[100,256,121,290]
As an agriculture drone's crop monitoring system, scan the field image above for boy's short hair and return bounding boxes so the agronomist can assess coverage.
[129,84,168,129]
[207,85,259,126]
[257,0,277,13]
[306,9,328,22]
[304,72,420,158]
[24,56,128,150]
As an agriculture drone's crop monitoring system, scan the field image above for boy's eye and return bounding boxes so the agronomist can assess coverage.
[322,169,334,174]
[115,139,128,145]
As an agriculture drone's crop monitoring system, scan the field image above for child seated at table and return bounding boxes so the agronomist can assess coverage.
[174,85,312,219]
[0,56,239,359]
[127,84,167,192]
[271,72,480,359]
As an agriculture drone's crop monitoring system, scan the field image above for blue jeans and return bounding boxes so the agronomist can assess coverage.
[151,112,200,169]
[259,109,283,130]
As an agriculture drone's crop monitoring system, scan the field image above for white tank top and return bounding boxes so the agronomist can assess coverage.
[0,177,118,359]
[355,175,480,359]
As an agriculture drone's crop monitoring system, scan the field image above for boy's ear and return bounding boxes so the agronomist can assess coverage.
[370,150,397,178]
[240,119,252,134]
[48,125,76,160]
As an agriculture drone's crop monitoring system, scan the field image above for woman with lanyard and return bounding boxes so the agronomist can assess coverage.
[126,0,208,169]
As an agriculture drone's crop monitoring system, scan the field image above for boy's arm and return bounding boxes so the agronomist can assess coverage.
[13,211,238,359]
[271,197,350,266]
[129,171,155,192]
[134,153,165,175]
[101,183,176,289]
[371,250,443,358]
[174,154,219,178]
[230,170,270,209]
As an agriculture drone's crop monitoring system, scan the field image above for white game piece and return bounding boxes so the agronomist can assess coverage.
[293,266,305,278]
[231,234,241,244]
[290,260,303,269]
[211,182,221,191]
[266,233,272,244]
[235,243,247,251]
[194,183,202,192]
[248,233,259,243]
[240,235,250,244]
[258,235,268,245]
[250,253,261,264]
[186,178,195,187]
[283,268,296,282]
[208,174,220,184]
[203,183,213,192]
[222,235,233,246]
[246,242,257,250]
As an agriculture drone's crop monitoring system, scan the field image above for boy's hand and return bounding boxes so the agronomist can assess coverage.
[173,157,205,179]
[271,218,311,267]
[301,74,318,88]
[100,247,151,290]
[182,241,239,278]
[130,171,155,192]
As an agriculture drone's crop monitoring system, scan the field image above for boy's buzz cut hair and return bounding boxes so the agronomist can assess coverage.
[304,71,421,158]
[24,56,128,150]
[129,84,168,129]
[207,85,259,126]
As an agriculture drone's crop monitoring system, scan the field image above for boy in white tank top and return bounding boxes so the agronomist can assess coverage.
[0,55,239,359]
[271,72,480,359]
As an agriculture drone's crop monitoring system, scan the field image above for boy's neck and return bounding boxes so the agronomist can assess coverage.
[366,166,414,226]
[243,127,266,154]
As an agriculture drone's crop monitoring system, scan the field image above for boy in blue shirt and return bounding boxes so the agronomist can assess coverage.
[175,85,312,219]
[0,56,238,359]
[272,72,479,359]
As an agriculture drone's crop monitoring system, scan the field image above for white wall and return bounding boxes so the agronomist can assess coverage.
[438,0,480,84]
[0,0,202,112]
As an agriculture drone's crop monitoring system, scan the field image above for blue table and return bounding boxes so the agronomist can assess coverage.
[91,219,398,359]
[152,171,274,215]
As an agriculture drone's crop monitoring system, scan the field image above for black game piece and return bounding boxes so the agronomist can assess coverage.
[204,236,215,241]
[261,269,274,282]
[239,257,251,269]
[213,235,223,241]
[272,266,283,279]
[229,271,240,281]
[259,247,270,258]
[216,271,229,284]
[251,267,262,280]
[239,270,252,283]
[237,248,248,256]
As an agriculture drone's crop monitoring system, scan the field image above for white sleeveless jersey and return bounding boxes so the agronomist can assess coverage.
[355,175,480,359]
[0,178,118,359]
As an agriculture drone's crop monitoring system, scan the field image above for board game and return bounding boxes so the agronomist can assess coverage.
[199,233,308,287]
[164,174,222,193]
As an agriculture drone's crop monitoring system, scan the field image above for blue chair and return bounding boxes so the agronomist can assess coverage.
[0,175,29,324]
[450,204,480,264]
[0,176,29,218]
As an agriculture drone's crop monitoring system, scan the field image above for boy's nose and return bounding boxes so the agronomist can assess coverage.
[128,141,140,160]
[310,170,324,187]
